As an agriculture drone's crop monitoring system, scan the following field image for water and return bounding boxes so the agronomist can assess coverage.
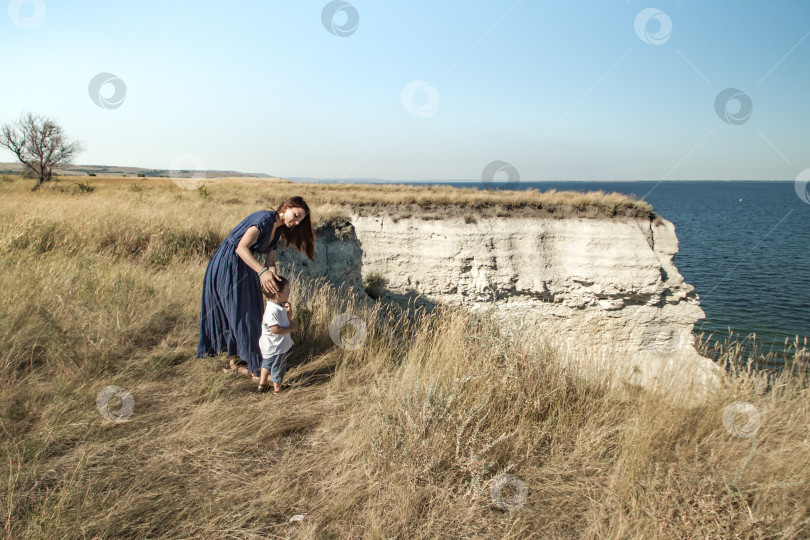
[343,180,810,356]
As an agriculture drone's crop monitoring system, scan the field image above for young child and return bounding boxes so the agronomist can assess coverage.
[257,275,299,393]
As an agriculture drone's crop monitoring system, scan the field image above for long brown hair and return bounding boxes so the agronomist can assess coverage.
[275,196,315,260]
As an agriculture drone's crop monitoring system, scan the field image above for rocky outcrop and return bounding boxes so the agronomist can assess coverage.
[277,218,363,290]
[278,214,721,397]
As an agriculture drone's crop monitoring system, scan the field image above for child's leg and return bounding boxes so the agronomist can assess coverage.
[258,357,273,391]
[270,353,288,392]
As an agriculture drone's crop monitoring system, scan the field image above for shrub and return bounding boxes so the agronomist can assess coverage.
[74,182,94,194]
[364,272,386,300]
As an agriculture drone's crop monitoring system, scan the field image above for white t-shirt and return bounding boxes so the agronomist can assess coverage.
[259,301,294,358]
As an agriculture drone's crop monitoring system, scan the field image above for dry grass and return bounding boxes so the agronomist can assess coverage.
[1,176,808,539]
[7,174,655,221]
[284,181,655,220]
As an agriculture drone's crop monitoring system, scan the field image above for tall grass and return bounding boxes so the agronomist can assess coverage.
[1,177,808,538]
[697,330,810,372]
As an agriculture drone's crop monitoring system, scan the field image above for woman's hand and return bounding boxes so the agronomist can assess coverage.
[260,268,282,294]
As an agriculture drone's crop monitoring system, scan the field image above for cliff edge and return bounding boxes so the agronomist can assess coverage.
[278,213,721,398]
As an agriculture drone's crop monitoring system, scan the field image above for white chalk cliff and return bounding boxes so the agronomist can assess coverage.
[278,214,722,397]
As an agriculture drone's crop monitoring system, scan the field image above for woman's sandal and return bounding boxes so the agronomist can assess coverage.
[273,384,291,394]
[257,384,271,393]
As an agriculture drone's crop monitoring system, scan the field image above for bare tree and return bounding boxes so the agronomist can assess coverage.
[0,112,84,191]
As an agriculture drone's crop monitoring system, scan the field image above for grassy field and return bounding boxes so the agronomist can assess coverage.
[1,176,808,539]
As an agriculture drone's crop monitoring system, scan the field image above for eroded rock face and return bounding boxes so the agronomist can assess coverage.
[278,215,722,397]
[277,218,363,290]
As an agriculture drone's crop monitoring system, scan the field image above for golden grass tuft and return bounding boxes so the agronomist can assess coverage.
[1,176,807,538]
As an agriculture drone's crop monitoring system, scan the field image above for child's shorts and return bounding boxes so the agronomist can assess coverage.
[261,351,288,383]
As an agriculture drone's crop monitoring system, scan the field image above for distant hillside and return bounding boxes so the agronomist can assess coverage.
[0,162,273,178]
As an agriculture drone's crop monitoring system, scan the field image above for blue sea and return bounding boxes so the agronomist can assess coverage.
[330,180,810,357]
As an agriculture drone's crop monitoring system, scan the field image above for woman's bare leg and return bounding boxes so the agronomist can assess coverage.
[222,356,260,380]
[222,356,238,373]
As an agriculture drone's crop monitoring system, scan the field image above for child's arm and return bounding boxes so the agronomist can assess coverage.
[270,322,298,335]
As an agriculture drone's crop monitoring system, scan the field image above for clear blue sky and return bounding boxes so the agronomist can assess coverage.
[2,0,809,181]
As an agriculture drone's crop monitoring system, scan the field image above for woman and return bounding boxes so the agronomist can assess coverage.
[196,196,315,378]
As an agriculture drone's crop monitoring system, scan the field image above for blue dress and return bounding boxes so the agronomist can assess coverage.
[196,210,282,375]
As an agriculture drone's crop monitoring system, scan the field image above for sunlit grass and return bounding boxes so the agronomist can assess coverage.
[1,176,807,538]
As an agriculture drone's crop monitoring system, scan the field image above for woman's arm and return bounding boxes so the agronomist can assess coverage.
[235,226,282,294]
[235,226,265,273]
